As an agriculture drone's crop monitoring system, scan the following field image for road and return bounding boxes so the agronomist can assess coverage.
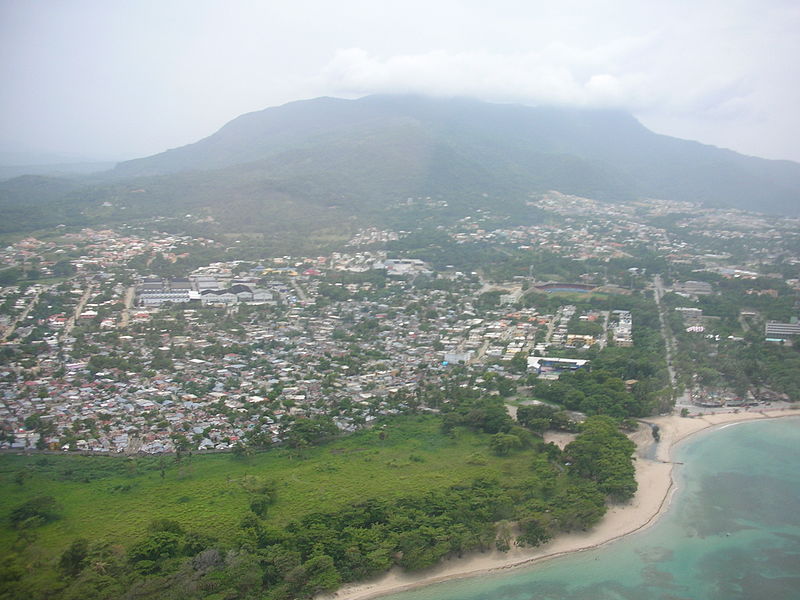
[118,285,136,328]
[62,285,94,339]
[543,307,560,345]
[290,278,309,304]
[598,310,610,349]
[653,274,689,407]
[1,290,41,341]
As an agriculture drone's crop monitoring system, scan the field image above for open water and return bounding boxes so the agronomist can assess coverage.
[379,417,800,600]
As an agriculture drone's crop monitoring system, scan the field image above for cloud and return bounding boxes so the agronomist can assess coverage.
[322,47,611,106]
[319,44,751,118]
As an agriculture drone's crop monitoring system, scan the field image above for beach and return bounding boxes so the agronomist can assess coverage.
[322,407,799,600]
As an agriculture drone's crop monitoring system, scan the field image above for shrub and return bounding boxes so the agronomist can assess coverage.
[9,495,59,529]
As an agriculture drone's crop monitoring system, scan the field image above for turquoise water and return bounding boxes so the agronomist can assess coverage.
[379,418,800,600]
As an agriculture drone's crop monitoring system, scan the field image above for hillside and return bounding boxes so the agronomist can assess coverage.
[1,95,799,237]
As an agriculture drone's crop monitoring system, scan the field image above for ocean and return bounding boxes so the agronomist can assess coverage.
[378,417,800,600]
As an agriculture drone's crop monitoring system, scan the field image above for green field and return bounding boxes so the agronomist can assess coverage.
[0,416,531,562]
[0,411,637,599]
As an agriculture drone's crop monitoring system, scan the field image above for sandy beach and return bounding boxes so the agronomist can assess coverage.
[322,407,799,600]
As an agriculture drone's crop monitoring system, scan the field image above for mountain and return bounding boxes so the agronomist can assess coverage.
[1,95,799,236]
[0,149,119,181]
[109,95,800,214]
[0,162,117,181]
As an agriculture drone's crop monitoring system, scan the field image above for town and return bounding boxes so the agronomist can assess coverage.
[1,194,798,454]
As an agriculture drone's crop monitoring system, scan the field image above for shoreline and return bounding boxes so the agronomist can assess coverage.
[323,407,799,600]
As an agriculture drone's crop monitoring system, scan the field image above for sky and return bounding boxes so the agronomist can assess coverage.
[1,0,798,163]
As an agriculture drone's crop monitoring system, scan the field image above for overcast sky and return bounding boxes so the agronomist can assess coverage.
[1,0,798,163]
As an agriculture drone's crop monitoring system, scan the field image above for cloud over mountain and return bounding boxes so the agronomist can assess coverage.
[320,41,748,117]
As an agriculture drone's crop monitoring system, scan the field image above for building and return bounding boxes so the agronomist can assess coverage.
[443,350,473,365]
[200,285,274,306]
[500,289,523,305]
[200,290,239,305]
[528,356,590,379]
[610,310,633,347]
[765,319,800,340]
[137,278,201,306]
[673,280,713,296]
[194,276,222,291]
[378,259,433,276]
[566,334,597,348]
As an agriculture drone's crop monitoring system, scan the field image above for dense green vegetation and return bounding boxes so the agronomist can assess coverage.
[0,413,636,599]
[662,274,800,400]
[670,327,800,401]
[533,371,648,417]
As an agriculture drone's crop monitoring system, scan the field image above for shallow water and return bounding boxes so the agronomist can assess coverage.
[380,418,800,600]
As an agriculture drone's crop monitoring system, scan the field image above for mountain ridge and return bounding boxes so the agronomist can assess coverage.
[1,95,799,237]
[107,94,800,214]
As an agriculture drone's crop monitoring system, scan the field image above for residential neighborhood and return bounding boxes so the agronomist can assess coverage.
[1,195,798,454]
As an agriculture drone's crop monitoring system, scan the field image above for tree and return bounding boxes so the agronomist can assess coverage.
[509,351,529,374]
[0,268,21,286]
[489,432,522,456]
[524,417,551,435]
[517,515,552,546]
[147,518,184,535]
[128,531,181,564]
[463,398,513,434]
[170,432,192,452]
[495,520,513,551]
[23,413,43,431]
[232,441,254,458]
[285,554,342,598]
[9,495,59,529]
[551,480,607,531]
[249,492,275,518]
[284,416,338,448]
[564,416,637,502]
[59,538,89,576]
[52,260,76,277]
[395,526,452,570]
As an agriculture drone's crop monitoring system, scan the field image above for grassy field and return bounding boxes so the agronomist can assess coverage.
[0,415,533,564]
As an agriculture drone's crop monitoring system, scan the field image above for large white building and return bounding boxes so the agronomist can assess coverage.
[765,320,800,340]
[610,310,633,347]
[377,259,432,276]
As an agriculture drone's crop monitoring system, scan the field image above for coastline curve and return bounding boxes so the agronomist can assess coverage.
[322,408,799,600]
